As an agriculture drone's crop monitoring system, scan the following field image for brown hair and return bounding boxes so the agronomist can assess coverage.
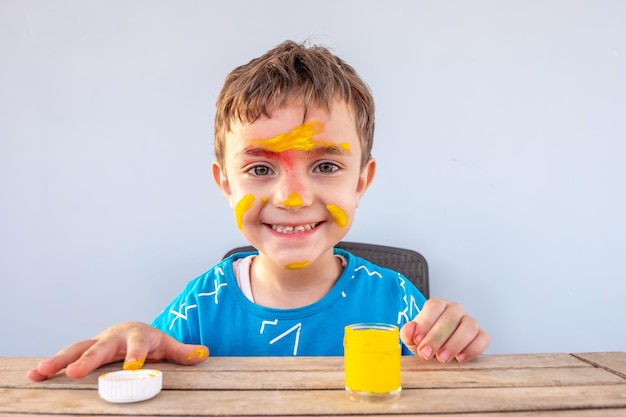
[214,40,375,168]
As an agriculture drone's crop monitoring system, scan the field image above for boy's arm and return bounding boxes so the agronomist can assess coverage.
[400,298,490,363]
[27,321,208,381]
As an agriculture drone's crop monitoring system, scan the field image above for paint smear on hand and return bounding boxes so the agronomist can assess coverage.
[326,204,348,227]
[283,192,302,207]
[186,347,208,361]
[284,261,310,270]
[123,356,146,371]
[235,194,255,230]
[250,121,350,154]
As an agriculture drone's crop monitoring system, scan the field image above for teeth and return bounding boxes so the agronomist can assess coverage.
[271,223,317,233]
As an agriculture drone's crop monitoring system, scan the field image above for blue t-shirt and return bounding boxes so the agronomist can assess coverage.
[152,248,427,356]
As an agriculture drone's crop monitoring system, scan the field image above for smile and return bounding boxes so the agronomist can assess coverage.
[270,222,320,234]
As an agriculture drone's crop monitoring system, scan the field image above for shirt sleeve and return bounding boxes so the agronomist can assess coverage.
[151,279,201,345]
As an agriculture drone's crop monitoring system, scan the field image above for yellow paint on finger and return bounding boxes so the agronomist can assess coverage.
[235,194,255,230]
[326,204,348,227]
[284,261,310,270]
[186,347,208,361]
[283,192,302,207]
[123,356,146,370]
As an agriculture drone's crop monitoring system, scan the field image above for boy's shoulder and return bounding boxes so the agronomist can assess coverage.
[335,248,422,292]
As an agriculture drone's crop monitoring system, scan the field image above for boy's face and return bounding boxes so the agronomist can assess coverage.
[212,100,376,270]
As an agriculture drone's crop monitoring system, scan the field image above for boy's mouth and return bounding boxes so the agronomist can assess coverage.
[269,222,320,234]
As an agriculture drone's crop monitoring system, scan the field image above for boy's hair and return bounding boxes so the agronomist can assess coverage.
[214,40,375,169]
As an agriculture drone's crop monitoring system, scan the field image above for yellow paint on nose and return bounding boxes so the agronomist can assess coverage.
[249,121,350,153]
[283,192,302,207]
[326,204,348,227]
[284,261,310,270]
[235,194,256,230]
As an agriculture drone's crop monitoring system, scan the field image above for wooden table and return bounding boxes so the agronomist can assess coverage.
[1,352,625,416]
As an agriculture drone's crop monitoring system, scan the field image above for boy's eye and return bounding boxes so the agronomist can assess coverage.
[315,162,339,174]
[248,165,274,177]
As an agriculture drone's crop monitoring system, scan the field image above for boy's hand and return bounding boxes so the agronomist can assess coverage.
[400,298,489,363]
[27,321,209,381]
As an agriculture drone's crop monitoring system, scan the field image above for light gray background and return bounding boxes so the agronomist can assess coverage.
[1,1,624,356]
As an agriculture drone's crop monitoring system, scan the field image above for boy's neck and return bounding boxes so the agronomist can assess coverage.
[249,250,344,309]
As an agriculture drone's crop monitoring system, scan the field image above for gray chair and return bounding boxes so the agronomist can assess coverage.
[223,241,429,297]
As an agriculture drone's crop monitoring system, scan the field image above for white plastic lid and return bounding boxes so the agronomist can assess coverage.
[98,369,163,403]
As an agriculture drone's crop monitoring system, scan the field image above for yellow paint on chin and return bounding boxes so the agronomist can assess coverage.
[326,204,348,227]
[250,121,350,153]
[284,261,310,270]
[283,192,302,207]
[235,194,256,230]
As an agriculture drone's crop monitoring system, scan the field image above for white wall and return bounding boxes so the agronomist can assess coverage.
[1,0,624,356]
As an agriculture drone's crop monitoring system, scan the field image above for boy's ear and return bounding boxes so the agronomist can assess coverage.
[355,157,376,206]
[212,161,234,207]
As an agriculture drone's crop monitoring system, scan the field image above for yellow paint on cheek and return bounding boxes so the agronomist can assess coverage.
[326,204,348,227]
[283,192,302,207]
[284,261,310,270]
[261,197,268,203]
[185,347,208,361]
[235,194,256,230]
[122,356,146,371]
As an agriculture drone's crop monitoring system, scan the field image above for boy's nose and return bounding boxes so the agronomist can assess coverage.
[273,176,313,210]
[282,192,303,208]
[275,189,312,210]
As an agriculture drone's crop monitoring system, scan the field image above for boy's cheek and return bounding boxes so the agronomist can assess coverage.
[235,194,256,230]
[232,194,269,230]
[326,204,348,227]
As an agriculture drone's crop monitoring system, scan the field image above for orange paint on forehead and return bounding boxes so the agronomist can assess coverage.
[248,121,351,154]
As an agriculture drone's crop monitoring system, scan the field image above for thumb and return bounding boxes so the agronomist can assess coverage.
[163,337,209,365]
[400,321,419,354]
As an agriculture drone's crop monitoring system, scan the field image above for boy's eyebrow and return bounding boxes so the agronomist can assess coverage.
[241,143,350,158]
[245,121,352,155]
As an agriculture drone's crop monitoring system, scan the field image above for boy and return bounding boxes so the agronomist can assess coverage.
[28,40,489,381]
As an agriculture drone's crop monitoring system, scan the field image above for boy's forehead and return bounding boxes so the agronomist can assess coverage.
[245,121,352,155]
[229,101,358,142]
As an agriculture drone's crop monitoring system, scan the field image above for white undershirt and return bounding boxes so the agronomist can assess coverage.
[233,255,256,302]
[233,254,347,303]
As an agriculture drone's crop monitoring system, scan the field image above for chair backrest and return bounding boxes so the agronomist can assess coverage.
[223,241,429,298]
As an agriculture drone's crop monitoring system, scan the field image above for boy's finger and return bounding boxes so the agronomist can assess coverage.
[412,298,447,341]
[163,338,209,365]
[435,315,480,363]
[122,329,153,370]
[29,339,98,380]
[456,329,490,362]
[417,305,466,360]
[399,321,418,351]
[66,338,125,378]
